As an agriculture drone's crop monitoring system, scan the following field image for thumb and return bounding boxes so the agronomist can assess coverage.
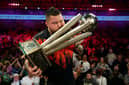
[25,59,30,70]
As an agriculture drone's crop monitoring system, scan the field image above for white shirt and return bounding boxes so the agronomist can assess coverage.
[106,53,116,65]
[96,76,107,85]
[21,76,40,85]
[72,53,79,71]
[79,60,90,73]
[11,81,20,85]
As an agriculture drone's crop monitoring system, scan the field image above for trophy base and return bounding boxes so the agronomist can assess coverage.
[19,40,51,73]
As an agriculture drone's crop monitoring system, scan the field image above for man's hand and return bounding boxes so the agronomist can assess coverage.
[25,59,42,77]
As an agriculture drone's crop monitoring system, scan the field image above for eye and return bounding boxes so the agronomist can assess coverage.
[52,22,58,24]
[60,20,63,23]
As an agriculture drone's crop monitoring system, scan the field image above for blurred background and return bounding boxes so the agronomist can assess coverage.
[0,0,129,85]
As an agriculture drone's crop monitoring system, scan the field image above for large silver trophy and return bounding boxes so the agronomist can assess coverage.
[19,13,97,72]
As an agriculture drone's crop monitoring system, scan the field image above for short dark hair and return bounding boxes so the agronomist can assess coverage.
[96,68,103,75]
[45,6,61,21]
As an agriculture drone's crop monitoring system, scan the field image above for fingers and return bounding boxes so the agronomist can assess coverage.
[21,55,25,59]
[32,67,39,75]
[37,69,42,77]
[32,68,42,77]
[25,59,30,70]
[31,66,37,71]
[25,59,42,77]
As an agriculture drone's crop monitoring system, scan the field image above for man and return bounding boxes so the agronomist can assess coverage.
[110,65,124,85]
[21,70,40,85]
[83,72,98,85]
[11,73,21,85]
[106,48,116,66]
[124,70,129,85]
[25,7,78,85]
[93,69,107,85]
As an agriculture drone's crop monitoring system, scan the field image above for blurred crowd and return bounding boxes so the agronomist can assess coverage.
[0,26,129,85]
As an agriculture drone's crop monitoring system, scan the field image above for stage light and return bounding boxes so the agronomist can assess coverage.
[25,6,28,10]
[108,8,117,11]
[92,5,103,8]
[8,3,20,6]
[74,8,77,10]
[37,7,40,10]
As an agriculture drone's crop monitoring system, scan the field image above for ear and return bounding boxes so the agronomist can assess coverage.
[45,21,48,27]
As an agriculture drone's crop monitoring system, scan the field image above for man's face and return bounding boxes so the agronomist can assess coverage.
[86,73,92,80]
[14,76,19,81]
[109,48,113,53]
[82,54,87,60]
[46,14,65,33]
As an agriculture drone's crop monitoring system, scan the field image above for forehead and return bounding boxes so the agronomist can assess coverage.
[87,73,91,76]
[14,76,19,78]
[47,14,64,22]
[83,55,87,57]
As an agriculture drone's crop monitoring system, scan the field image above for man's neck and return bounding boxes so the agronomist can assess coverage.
[28,75,33,79]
